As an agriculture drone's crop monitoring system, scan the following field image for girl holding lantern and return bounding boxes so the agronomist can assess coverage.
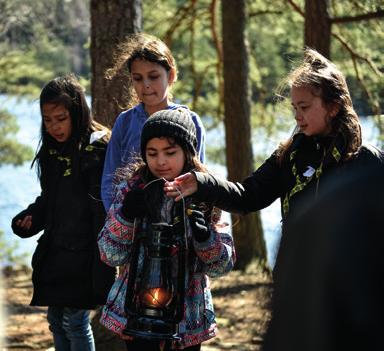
[97,108,235,351]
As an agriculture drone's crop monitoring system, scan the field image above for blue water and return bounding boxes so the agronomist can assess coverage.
[0,95,380,267]
[0,96,42,264]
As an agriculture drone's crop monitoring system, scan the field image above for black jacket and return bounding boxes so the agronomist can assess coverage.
[263,147,384,351]
[192,134,384,351]
[11,134,116,309]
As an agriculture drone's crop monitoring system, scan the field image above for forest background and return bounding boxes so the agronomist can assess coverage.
[0,0,383,350]
[1,0,383,269]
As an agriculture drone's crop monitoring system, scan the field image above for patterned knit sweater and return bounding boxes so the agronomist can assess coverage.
[97,176,236,349]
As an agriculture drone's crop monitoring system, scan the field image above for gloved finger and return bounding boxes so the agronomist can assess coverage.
[194,216,206,226]
[187,209,205,219]
[193,222,208,232]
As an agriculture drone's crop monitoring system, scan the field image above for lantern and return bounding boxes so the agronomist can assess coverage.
[123,211,187,341]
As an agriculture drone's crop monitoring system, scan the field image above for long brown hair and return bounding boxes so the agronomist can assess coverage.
[106,33,177,109]
[277,48,361,162]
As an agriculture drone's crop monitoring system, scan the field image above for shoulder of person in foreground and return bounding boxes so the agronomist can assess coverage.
[358,143,384,163]
[266,159,384,351]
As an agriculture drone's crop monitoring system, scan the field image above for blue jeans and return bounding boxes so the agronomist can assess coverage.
[47,306,95,351]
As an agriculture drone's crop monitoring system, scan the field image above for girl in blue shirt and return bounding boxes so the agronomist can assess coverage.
[101,33,206,211]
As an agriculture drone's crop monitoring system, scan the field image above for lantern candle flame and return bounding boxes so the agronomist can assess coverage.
[140,287,173,308]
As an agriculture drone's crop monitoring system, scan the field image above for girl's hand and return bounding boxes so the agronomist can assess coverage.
[164,172,198,201]
[120,188,147,220]
[15,215,33,230]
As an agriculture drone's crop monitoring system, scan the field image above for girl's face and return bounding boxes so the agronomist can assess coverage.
[42,103,72,142]
[291,86,336,136]
[145,137,186,181]
[130,59,175,115]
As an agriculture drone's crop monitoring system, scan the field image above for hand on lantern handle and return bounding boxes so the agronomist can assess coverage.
[187,206,210,242]
[164,172,198,201]
[120,188,147,220]
[121,178,167,221]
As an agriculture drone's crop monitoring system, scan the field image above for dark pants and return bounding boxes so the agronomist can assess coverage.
[125,339,201,351]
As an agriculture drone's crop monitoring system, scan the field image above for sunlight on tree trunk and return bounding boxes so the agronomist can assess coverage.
[221,0,267,271]
[90,0,142,127]
[304,0,331,57]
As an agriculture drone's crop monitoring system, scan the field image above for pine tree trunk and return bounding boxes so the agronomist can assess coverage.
[221,0,267,270]
[304,0,331,57]
[90,1,142,348]
[90,0,142,127]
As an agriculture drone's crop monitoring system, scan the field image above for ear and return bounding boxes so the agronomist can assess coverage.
[328,103,340,118]
[168,68,177,85]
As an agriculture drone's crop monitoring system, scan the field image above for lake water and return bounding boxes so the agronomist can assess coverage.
[0,95,380,267]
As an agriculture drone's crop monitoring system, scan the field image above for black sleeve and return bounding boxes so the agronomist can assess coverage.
[11,194,46,238]
[193,152,282,214]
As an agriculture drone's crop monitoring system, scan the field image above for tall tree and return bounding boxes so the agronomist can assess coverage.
[289,0,384,58]
[89,1,142,349]
[304,0,331,57]
[221,0,267,270]
[287,0,384,119]
[90,0,142,127]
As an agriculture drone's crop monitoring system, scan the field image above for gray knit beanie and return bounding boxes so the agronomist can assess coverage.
[140,108,197,162]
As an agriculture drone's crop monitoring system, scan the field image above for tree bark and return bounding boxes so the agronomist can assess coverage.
[90,0,142,127]
[304,0,331,58]
[221,0,267,270]
[90,1,142,348]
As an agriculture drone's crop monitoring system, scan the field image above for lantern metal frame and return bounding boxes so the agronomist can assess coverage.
[123,211,187,342]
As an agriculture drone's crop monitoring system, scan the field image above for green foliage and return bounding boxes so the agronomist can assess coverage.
[0,50,54,95]
[0,109,34,165]
[1,0,383,152]
[330,5,384,116]
[140,0,384,161]
[0,0,90,96]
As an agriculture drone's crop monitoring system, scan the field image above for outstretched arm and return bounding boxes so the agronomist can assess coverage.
[164,172,198,201]
[165,151,282,214]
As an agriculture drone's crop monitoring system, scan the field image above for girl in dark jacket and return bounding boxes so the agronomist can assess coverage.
[165,49,383,228]
[163,48,384,256]
[11,75,116,351]
[164,48,384,350]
